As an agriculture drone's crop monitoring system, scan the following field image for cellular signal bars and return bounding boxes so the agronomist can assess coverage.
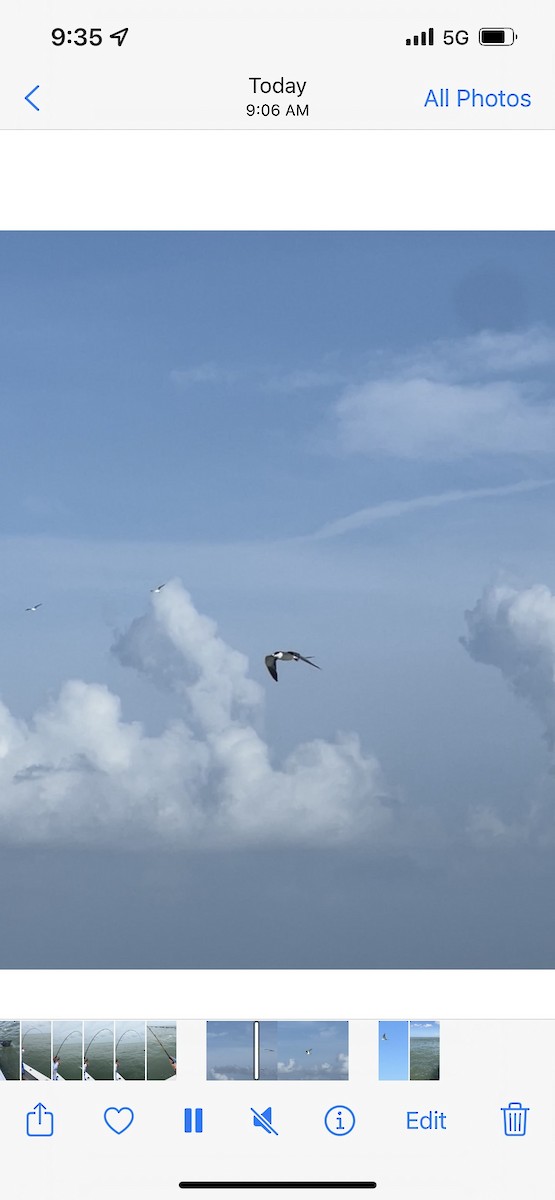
[406,27,434,46]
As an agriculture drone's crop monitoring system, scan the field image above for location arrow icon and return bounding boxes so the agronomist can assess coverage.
[110,28,129,47]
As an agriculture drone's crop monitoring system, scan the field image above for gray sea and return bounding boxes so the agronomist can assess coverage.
[84,1023,115,1080]
[0,1020,20,1080]
[410,1036,440,1080]
[147,1025,176,1080]
[53,1021,83,1080]
[2,1021,177,1081]
[115,1022,146,1080]
[21,1023,51,1079]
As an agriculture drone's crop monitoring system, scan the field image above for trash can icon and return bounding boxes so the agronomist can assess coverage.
[501,1102,529,1136]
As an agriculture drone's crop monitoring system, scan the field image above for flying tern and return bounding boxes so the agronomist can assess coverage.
[25,603,43,612]
[264,650,321,682]
[150,583,166,594]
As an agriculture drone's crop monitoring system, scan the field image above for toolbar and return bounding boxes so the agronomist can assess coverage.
[1,1019,552,1197]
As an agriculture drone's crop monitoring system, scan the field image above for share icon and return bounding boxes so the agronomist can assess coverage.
[251,1106,279,1135]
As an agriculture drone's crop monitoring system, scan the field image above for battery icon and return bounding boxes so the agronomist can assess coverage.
[479,27,516,44]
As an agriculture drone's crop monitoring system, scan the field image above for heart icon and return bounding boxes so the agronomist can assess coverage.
[104,1107,134,1134]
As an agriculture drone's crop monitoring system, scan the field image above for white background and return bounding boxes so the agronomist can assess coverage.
[3,968,555,1016]
[0,131,554,229]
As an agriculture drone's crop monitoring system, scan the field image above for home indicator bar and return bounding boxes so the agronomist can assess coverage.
[178,1185,378,1191]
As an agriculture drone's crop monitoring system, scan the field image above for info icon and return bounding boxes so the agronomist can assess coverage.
[324,1105,355,1136]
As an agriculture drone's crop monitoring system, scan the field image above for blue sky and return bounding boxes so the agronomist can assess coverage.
[265,1021,348,1080]
[410,1022,439,1039]
[207,1021,254,1079]
[207,1021,347,1080]
[2,233,555,967]
[379,1022,409,1081]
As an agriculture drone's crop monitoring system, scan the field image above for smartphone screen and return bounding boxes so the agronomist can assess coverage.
[1,2,553,1198]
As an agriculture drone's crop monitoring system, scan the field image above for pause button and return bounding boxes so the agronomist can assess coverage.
[184,1108,204,1133]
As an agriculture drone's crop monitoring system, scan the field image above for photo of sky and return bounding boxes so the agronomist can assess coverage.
[207,1021,347,1080]
[207,1022,253,1080]
[379,1021,440,1080]
[1,231,555,968]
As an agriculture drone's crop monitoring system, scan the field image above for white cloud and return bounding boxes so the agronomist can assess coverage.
[0,581,393,849]
[459,578,555,847]
[171,360,344,395]
[309,480,553,541]
[460,581,555,748]
[266,367,344,392]
[278,1058,296,1073]
[434,328,555,376]
[170,363,237,388]
[331,327,555,460]
[465,805,528,846]
[405,328,555,380]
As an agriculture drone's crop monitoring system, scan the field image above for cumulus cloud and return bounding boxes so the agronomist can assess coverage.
[461,581,555,748]
[274,1054,346,1080]
[278,1058,296,1073]
[331,326,555,460]
[458,580,555,847]
[0,581,392,849]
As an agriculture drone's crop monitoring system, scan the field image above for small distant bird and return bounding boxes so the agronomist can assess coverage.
[382,1034,388,1041]
[25,603,42,612]
[264,650,321,682]
[305,1049,312,1055]
[150,583,166,594]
